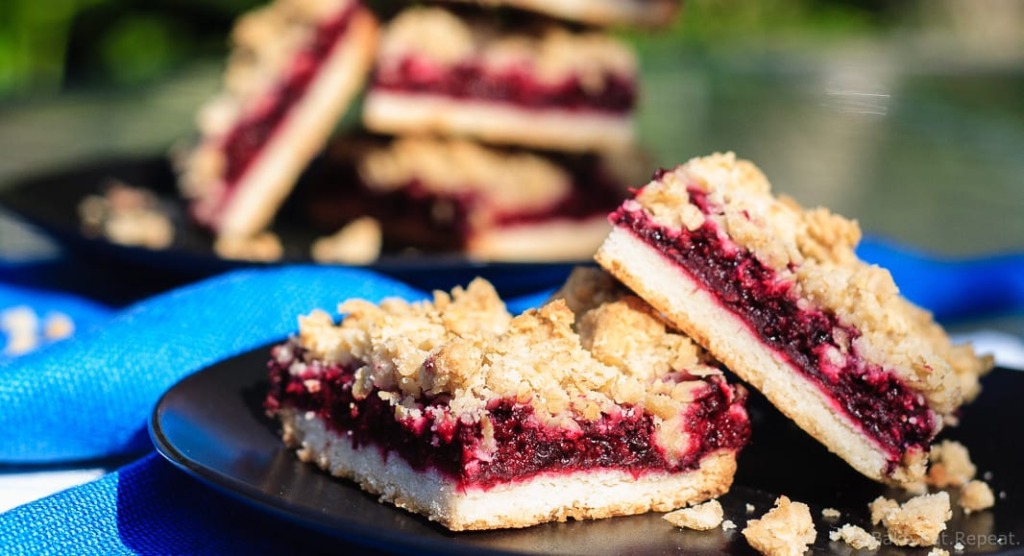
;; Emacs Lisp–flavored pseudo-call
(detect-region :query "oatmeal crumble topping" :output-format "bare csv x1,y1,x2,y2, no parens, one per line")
294,268,736,463
630,152,992,415
870,491,951,547
377,7,636,87
663,499,724,531
741,495,816,556
829,524,880,550
358,137,570,214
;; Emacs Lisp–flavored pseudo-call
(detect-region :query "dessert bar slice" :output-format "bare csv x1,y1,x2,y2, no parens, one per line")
265,268,750,530
434,0,681,28
177,0,378,237
595,152,993,485
299,135,638,261
362,7,637,153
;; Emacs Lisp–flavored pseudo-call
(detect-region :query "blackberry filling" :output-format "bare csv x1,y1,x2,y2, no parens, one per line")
372,56,636,113
265,342,749,489
216,5,358,203
609,189,936,465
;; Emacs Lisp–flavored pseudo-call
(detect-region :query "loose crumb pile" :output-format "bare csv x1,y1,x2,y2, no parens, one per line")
663,500,723,531
869,492,952,547
959,480,995,514
828,524,880,550
741,496,816,556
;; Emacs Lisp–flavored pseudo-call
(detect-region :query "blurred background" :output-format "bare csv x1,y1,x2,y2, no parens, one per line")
1,0,1022,256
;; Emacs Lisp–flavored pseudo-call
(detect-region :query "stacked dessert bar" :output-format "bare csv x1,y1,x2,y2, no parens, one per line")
175,0,681,263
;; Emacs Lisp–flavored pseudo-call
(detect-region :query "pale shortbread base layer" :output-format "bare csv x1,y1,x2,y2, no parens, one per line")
362,91,635,153
214,11,378,237
278,406,737,531
596,226,926,485
442,0,678,27
469,216,611,262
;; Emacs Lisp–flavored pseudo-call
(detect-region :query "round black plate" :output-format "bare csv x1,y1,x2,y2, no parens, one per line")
0,155,583,297
150,344,1024,555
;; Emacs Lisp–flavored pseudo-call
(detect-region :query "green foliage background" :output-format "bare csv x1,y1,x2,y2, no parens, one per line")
0,0,896,100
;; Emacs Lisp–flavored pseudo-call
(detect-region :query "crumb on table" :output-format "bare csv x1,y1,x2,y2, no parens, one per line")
870,491,951,547
663,499,724,531
78,180,174,249
959,479,995,514
310,216,382,264
741,496,816,556
214,231,283,262
829,524,880,550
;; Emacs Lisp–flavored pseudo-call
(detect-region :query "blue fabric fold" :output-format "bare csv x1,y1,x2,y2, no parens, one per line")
857,237,1024,321
0,265,427,464
0,453,393,555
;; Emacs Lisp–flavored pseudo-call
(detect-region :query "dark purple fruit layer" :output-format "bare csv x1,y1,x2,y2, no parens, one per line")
265,342,749,490
372,56,635,113
217,6,357,197
609,186,936,465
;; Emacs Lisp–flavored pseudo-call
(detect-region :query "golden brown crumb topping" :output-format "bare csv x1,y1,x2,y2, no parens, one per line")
294,267,728,463
632,152,993,415
663,499,724,531
741,496,817,556
378,7,636,87
870,492,951,547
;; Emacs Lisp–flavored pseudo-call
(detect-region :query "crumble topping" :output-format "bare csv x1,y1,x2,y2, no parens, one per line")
78,181,174,250
663,499,724,531
927,439,977,488
631,152,992,416
310,216,382,264
958,480,995,514
377,7,636,87
741,495,816,556
829,524,881,550
929,548,950,556
722,519,737,531
294,267,737,464
870,492,951,547
358,137,570,215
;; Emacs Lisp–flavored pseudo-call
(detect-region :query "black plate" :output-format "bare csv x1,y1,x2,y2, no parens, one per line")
0,156,581,297
151,344,1024,555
